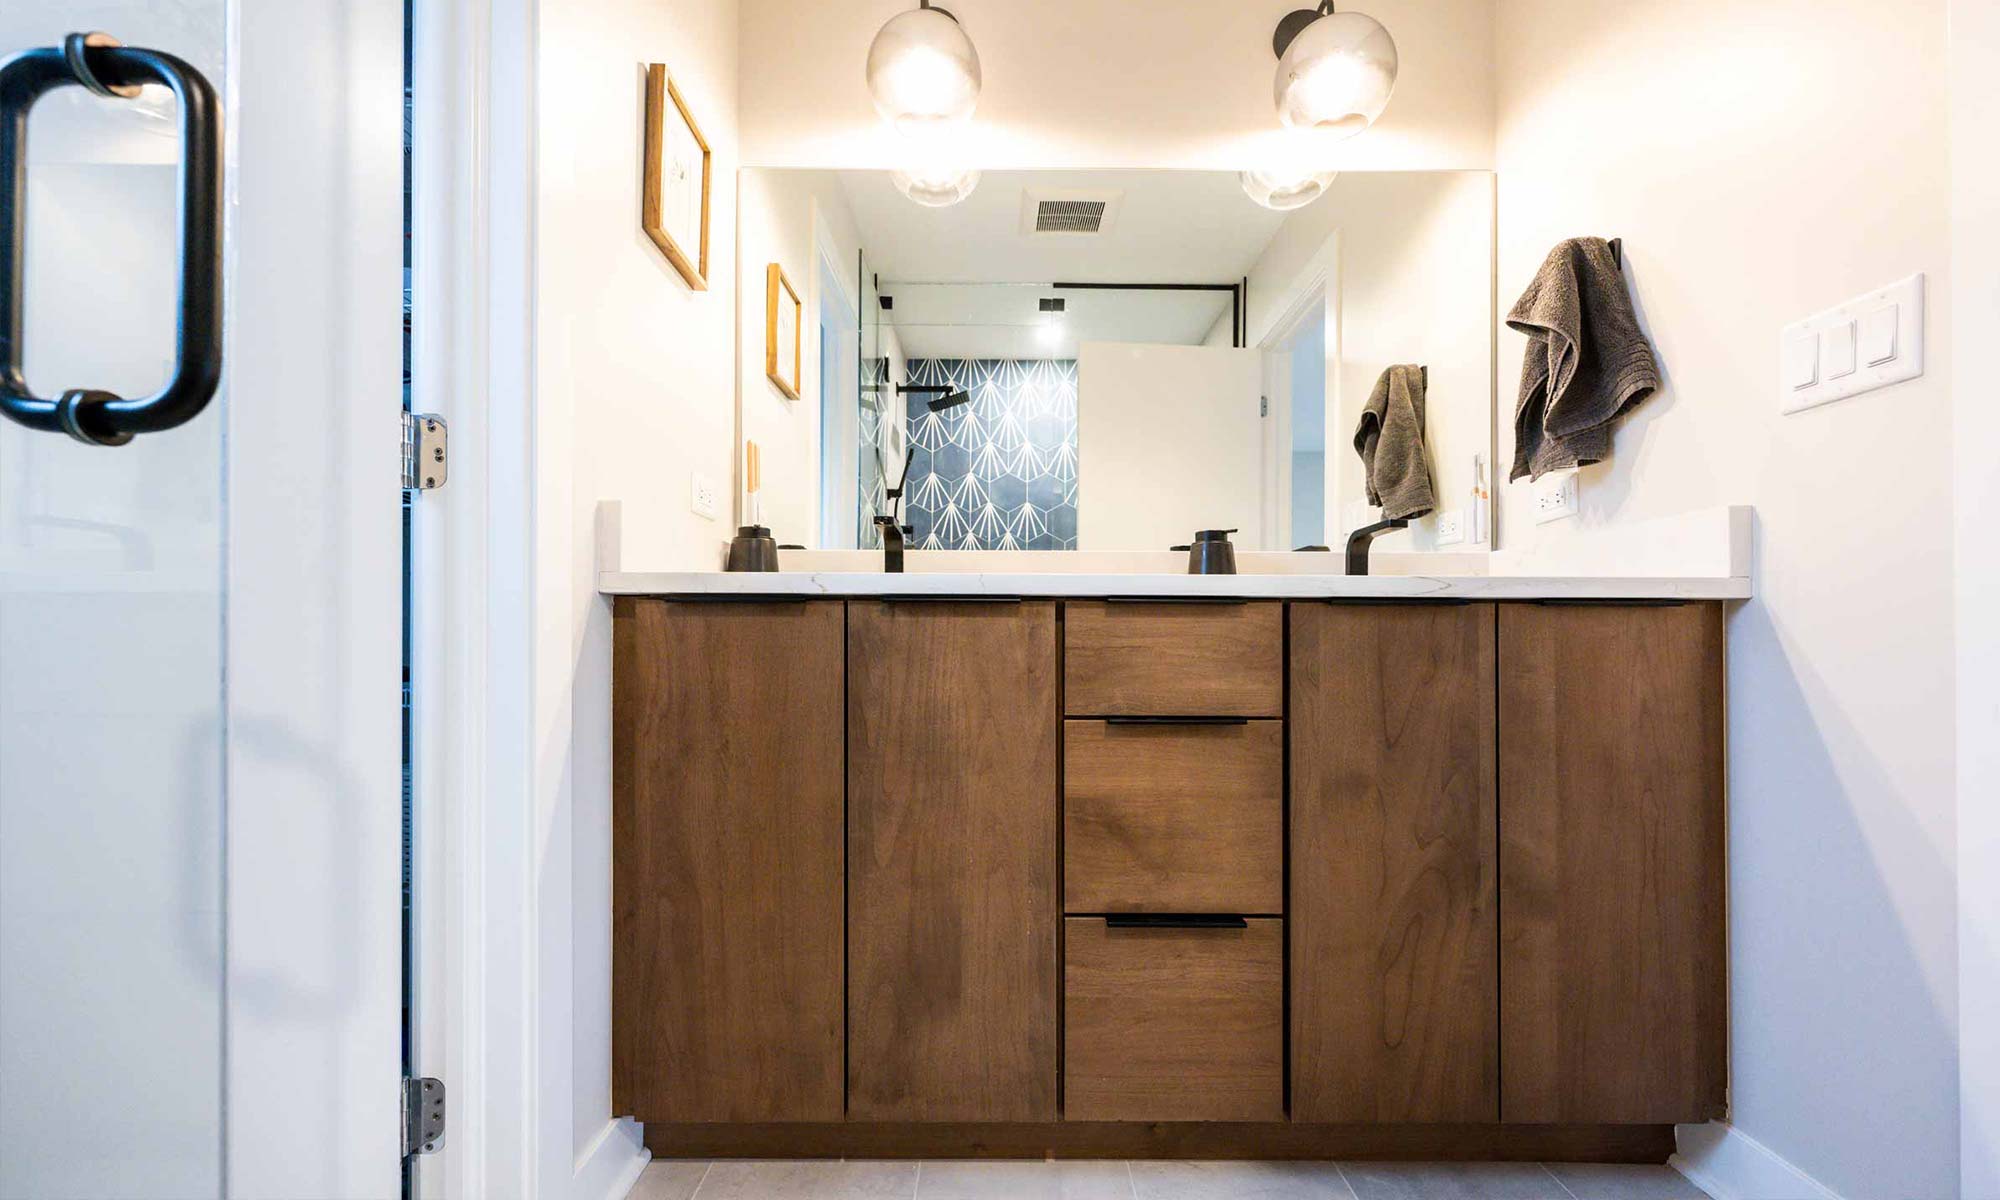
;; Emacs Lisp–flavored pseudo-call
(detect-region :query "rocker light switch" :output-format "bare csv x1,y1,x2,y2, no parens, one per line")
1824,320,1858,380
1785,331,1820,390
1859,304,1899,365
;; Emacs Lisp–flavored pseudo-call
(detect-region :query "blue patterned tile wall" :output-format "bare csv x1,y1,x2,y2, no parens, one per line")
904,359,1079,550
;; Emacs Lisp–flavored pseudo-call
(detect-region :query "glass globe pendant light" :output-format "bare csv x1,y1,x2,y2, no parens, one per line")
866,0,982,133
1271,2,1399,137
892,164,981,207
1240,165,1339,211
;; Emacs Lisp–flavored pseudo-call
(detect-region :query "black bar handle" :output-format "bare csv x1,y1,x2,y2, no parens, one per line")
1,34,223,445
1104,915,1250,930
878,595,1025,604
1100,716,1251,726
1102,596,1249,606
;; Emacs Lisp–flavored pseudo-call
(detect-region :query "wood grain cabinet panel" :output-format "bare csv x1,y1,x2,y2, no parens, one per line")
1064,719,1283,914
1290,602,1499,1123
1498,602,1728,1125
847,601,1060,1122
1064,917,1285,1122
611,599,845,1123
1065,601,1282,717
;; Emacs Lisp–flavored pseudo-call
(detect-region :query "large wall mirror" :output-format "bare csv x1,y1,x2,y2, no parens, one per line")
737,169,1494,555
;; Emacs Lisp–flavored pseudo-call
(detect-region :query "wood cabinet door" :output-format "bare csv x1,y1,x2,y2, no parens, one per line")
1291,602,1499,1123
847,601,1060,1121
1498,602,1727,1124
611,599,845,1122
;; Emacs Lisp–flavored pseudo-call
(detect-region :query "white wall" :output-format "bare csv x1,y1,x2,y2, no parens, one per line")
1493,3,1958,1197
736,169,865,546
536,0,742,1188
1950,3,2000,1194
738,0,1495,172
1239,172,1495,552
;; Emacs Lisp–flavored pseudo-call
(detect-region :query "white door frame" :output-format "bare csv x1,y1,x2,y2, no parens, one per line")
407,0,571,1195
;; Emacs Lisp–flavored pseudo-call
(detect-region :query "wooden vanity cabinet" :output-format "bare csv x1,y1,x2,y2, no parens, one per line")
1289,602,1499,1124
614,593,1727,1155
610,599,845,1123
846,600,1060,1122
1498,602,1728,1125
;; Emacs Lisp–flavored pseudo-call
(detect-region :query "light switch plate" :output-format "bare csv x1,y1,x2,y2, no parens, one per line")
1435,509,1465,546
1780,273,1924,415
1532,470,1579,524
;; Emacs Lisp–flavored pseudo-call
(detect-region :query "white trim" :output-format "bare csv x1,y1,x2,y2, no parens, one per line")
407,0,541,1194
572,1119,650,1200
1672,1122,1846,1200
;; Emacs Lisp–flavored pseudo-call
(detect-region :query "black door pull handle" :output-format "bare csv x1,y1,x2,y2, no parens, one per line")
2,33,223,445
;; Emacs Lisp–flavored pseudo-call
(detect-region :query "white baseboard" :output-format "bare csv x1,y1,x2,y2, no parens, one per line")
573,1117,650,1200
1673,1122,1845,1200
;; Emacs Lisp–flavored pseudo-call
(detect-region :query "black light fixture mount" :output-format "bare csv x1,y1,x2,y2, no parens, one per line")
1272,0,1336,57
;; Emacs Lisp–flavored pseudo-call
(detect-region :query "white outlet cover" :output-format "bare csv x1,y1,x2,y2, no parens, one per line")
1780,273,1924,415
690,472,720,521
1436,509,1465,546
1532,470,1579,524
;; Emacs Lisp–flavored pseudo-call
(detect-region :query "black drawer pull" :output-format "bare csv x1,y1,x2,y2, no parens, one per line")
1102,596,1249,605
1104,915,1249,930
1100,716,1250,726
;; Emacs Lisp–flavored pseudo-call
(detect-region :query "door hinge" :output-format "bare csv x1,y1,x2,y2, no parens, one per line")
402,1076,446,1157
1259,395,1269,417
402,412,448,491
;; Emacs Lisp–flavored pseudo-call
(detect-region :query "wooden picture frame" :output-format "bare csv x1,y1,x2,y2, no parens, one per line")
765,263,802,400
642,64,710,290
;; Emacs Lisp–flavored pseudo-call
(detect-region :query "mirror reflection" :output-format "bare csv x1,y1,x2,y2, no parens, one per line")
737,169,1494,555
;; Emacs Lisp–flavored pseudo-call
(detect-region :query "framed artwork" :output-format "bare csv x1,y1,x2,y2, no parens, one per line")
766,263,802,400
642,63,710,290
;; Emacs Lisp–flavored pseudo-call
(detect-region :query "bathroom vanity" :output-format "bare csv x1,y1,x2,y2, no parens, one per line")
608,577,1731,1162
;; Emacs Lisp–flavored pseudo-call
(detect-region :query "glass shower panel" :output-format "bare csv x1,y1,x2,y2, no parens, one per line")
0,7,228,1198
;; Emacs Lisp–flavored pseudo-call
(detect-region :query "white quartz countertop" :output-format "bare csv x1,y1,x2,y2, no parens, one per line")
597,569,1749,601
595,506,1755,602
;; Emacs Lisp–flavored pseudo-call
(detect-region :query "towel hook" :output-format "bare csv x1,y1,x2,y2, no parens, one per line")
1608,237,1623,268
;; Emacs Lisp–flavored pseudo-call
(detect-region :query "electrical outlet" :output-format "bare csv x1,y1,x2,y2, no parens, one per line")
690,472,720,521
1436,509,1465,546
1532,470,1579,524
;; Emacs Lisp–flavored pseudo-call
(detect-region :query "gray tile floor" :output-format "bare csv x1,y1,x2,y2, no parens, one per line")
629,1159,1711,1200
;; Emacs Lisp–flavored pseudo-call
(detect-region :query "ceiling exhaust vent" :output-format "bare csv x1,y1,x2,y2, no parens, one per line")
1021,189,1123,237
1035,200,1107,233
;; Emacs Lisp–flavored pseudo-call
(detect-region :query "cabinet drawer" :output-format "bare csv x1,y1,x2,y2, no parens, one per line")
1063,916,1284,1122
1064,720,1282,914
1064,601,1282,717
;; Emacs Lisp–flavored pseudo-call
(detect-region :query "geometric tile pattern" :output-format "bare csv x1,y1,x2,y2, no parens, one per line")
903,358,1079,550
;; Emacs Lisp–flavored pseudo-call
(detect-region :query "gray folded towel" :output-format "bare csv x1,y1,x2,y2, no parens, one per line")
1506,237,1660,481
1354,363,1435,521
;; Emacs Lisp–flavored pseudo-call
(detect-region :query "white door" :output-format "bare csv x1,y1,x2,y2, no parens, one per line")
0,4,405,1198
1075,342,1262,551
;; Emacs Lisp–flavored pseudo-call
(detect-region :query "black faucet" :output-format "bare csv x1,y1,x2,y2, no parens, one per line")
1345,517,1409,575
873,515,908,573
875,445,917,573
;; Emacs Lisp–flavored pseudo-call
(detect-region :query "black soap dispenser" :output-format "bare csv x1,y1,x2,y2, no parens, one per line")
1178,529,1238,576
